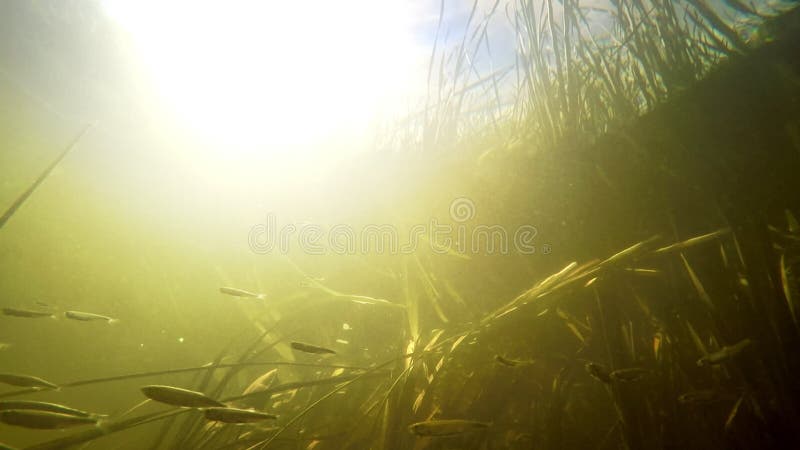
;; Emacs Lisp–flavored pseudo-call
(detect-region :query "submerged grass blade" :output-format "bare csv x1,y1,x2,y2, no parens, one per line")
780,253,798,328
0,123,93,231
680,253,715,310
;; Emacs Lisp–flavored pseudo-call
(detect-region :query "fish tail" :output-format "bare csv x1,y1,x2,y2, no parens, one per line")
108,318,120,325
257,294,266,300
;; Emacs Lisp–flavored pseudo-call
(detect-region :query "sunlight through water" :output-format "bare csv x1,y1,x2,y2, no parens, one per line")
101,0,428,160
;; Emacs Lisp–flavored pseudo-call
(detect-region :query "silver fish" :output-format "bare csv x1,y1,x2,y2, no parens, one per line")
290,342,336,355
0,373,59,389
141,385,225,408
203,407,278,423
219,287,265,300
408,419,491,437
697,338,753,367
0,401,96,418
1,307,54,319
0,409,97,429
64,310,118,323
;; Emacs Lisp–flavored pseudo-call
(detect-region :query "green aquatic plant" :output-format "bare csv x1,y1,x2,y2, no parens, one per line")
2,2,800,450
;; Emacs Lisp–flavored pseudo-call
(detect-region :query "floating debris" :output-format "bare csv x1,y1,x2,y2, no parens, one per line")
64,311,118,323
0,409,98,429
697,338,753,367
140,385,225,408
585,362,612,383
0,401,96,418
609,368,649,383
408,419,491,437
0,373,59,389
203,407,278,423
290,342,336,355
494,355,535,367
1,307,54,319
219,287,266,300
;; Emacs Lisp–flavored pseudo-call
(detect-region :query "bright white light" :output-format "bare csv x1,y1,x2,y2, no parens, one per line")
103,0,427,157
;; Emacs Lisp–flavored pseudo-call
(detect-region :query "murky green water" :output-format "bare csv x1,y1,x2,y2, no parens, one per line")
2,2,800,450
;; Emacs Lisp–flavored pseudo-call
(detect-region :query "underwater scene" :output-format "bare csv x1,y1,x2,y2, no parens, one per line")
1,1,800,449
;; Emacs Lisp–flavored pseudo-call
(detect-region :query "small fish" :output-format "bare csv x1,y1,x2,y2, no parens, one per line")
203,407,278,423
64,310,118,323
141,385,225,408
697,338,753,367
290,342,336,355
219,287,265,300
585,362,612,383
1,307,54,319
408,419,491,437
609,368,649,383
0,373,59,389
0,401,96,418
0,343,10,351
0,409,98,429
678,390,723,405
494,355,534,367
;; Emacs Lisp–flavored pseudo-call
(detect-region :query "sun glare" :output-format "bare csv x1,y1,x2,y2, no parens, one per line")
102,0,427,158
